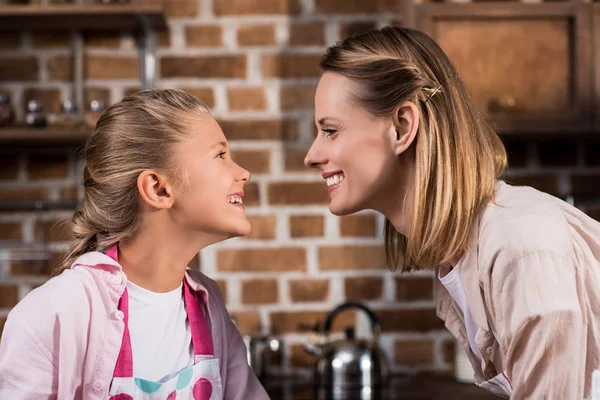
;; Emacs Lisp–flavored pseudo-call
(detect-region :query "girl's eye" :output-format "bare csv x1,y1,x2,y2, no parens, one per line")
217,151,227,159
323,129,337,138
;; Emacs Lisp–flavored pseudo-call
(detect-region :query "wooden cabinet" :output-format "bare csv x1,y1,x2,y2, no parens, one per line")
416,3,593,134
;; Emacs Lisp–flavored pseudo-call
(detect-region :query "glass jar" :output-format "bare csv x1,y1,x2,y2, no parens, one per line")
25,100,47,128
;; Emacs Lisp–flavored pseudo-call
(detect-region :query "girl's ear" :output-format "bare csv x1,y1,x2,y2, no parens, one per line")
391,101,419,156
137,170,174,209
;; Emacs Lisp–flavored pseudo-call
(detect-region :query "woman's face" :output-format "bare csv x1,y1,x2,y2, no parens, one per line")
171,115,251,241
305,72,405,216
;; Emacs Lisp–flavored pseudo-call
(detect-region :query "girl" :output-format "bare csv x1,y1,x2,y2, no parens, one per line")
304,26,600,399
0,89,270,400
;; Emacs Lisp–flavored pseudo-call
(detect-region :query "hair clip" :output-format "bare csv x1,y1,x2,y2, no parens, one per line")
425,85,442,103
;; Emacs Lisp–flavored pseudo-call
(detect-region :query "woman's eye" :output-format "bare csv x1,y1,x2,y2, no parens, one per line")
323,129,337,138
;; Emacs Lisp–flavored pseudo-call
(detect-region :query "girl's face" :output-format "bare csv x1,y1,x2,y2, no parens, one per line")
305,72,406,216
171,115,251,241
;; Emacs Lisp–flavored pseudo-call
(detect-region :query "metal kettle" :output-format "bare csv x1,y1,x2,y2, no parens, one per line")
303,301,389,395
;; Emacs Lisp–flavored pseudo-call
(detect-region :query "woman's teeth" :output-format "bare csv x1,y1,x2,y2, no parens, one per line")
326,174,344,187
227,195,243,205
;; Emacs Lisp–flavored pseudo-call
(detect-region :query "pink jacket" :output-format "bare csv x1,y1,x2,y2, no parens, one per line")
0,251,269,400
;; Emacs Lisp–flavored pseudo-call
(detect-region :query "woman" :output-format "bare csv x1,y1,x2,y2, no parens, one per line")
305,26,600,399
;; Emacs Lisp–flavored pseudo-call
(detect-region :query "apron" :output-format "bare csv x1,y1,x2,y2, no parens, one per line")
479,371,513,398
105,245,223,400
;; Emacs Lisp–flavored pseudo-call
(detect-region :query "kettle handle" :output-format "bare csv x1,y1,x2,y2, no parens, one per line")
323,301,381,336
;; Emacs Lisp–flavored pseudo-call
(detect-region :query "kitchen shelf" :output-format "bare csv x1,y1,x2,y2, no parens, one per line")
0,200,78,212
0,4,166,32
0,126,90,146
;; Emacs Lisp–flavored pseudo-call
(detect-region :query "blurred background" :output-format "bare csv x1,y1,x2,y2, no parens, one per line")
0,0,599,394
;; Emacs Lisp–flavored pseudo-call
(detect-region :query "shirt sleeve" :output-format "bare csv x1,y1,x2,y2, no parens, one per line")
0,312,58,399
493,251,586,399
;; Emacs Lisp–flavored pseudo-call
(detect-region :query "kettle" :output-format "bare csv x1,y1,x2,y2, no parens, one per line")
243,333,282,381
303,301,389,395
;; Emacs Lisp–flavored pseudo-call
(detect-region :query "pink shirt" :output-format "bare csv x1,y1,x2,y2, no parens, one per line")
0,251,269,400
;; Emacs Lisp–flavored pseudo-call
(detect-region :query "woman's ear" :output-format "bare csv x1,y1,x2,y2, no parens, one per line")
137,170,174,209
392,101,419,156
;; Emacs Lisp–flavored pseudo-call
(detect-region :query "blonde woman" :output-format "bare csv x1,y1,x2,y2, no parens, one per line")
0,89,269,400
305,26,600,399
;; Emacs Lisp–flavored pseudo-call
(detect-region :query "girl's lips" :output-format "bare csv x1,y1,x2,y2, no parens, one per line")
327,179,342,194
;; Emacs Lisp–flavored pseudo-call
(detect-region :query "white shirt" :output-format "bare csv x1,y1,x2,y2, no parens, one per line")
127,281,194,382
438,261,483,361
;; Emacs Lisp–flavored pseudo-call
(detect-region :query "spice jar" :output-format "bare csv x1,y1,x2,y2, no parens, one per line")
84,100,106,129
0,94,15,128
25,100,47,128
51,100,81,129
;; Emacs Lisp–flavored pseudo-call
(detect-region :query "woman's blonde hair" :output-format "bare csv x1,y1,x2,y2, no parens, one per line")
59,89,210,271
321,27,507,271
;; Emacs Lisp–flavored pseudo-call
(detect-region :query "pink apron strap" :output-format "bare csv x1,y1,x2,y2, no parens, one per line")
183,279,214,356
106,245,134,378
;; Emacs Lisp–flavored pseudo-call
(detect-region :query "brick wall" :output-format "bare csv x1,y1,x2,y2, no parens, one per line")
1,0,600,378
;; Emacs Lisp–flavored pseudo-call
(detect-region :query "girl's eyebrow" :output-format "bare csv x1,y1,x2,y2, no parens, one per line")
210,141,228,150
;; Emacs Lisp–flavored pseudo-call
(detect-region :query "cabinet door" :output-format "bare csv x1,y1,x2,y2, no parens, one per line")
416,4,592,134
594,4,600,132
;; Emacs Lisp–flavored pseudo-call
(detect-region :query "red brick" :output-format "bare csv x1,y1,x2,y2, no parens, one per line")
232,150,271,174
0,57,38,82
31,31,69,48
189,253,201,269
345,277,383,300
245,215,276,240
0,187,52,202
284,147,316,172
215,0,301,15
280,85,316,110
185,25,223,47
340,214,377,237
216,279,226,301
394,339,435,365
180,87,215,109
396,277,434,301
290,215,324,238
268,182,328,205
270,310,355,334
23,88,62,115
0,285,19,308
164,0,198,17
315,0,402,13
443,339,455,363
262,54,322,78
237,24,277,46
11,251,64,276
243,182,260,206
289,23,325,46
27,153,69,180
227,87,267,111
289,279,329,302
340,22,377,39
61,186,78,201
319,246,386,270
217,247,306,272
86,56,139,80
375,308,444,332
47,55,72,81
230,311,261,334
218,119,298,141
241,278,278,304
0,222,22,241
161,56,247,79
0,154,20,180
36,219,70,242
503,174,559,196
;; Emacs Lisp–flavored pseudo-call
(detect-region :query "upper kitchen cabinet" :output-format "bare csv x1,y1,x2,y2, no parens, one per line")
416,4,593,134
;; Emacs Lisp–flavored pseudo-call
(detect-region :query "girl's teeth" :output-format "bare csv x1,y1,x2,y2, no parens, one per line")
326,174,344,187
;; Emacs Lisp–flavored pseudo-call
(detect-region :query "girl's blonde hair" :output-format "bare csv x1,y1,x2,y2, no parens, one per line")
321,27,507,271
59,89,210,271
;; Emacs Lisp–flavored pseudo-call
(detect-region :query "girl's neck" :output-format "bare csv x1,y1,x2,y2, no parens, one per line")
117,219,203,293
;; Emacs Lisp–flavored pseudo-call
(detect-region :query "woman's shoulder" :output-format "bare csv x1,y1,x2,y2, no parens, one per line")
478,181,572,262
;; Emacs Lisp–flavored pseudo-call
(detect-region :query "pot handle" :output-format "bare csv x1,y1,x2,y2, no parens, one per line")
323,301,381,337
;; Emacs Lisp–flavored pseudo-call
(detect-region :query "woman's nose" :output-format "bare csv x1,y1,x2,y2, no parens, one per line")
304,139,326,169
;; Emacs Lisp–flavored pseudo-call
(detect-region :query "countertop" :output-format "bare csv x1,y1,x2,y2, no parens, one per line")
263,372,499,400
